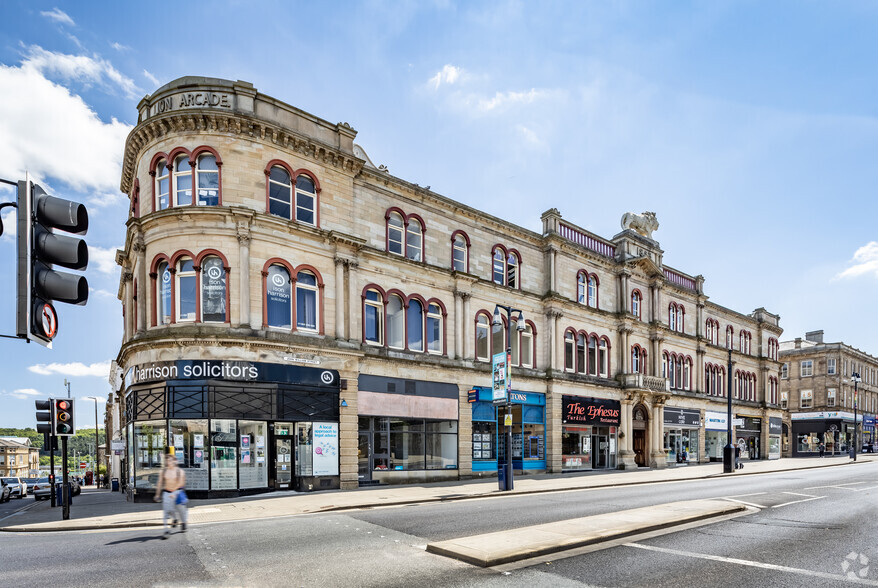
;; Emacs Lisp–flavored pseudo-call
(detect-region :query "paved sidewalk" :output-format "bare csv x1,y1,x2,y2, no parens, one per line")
1,454,873,533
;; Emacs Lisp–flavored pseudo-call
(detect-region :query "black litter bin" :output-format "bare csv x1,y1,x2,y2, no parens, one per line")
111,478,119,492
498,464,509,491
55,483,72,506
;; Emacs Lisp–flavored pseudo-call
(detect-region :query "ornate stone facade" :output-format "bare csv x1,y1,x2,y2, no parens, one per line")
115,77,784,496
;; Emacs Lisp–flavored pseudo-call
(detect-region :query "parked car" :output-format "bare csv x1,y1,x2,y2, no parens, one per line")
0,480,10,503
862,443,875,453
31,477,53,500
22,478,39,493
0,477,26,499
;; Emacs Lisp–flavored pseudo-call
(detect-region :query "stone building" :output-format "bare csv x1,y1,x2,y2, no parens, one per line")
779,330,878,456
113,76,784,499
0,438,40,477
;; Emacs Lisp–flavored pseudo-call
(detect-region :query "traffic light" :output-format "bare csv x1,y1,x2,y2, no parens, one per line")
16,176,89,346
35,399,54,435
53,398,75,436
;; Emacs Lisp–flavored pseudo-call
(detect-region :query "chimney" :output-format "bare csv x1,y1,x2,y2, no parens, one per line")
795,338,802,349
805,330,824,344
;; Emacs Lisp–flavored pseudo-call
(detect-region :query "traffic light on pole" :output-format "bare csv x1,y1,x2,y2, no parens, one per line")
16,176,89,347
35,399,54,435
53,398,75,436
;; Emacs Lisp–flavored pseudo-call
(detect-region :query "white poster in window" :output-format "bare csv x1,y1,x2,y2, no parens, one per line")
312,422,339,476
256,435,265,449
174,435,184,449
194,434,204,449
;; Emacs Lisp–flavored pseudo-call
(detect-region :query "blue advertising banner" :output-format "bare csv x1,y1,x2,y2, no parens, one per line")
491,351,508,404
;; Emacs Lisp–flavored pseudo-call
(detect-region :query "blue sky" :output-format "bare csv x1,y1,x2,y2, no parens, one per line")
1,1,877,428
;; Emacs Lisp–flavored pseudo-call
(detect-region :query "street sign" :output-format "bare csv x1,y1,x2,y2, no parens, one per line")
467,389,478,403
79,461,86,469
732,418,744,426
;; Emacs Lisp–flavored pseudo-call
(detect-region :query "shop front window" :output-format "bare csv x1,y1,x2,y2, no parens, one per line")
133,422,166,490
390,418,426,470
239,421,268,489
168,419,208,490
426,420,458,469
201,256,226,322
364,417,458,471
295,422,313,477
562,426,591,470
210,419,237,490
472,421,496,461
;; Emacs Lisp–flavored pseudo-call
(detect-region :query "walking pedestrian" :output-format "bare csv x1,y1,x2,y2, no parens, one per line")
153,450,187,539
819,442,825,458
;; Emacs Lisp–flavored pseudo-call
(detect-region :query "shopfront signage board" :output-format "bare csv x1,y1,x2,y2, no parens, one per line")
562,396,621,426
663,407,701,427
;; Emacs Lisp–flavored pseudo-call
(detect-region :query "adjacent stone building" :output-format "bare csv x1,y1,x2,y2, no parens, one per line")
113,76,784,499
0,437,40,477
779,330,878,456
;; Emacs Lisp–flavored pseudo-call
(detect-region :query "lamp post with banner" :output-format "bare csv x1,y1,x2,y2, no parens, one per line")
492,304,525,491
852,372,861,461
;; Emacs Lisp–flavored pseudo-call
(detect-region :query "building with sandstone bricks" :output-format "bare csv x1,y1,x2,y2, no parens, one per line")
113,76,784,499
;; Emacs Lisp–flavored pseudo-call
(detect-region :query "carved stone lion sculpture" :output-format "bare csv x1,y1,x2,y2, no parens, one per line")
621,211,659,239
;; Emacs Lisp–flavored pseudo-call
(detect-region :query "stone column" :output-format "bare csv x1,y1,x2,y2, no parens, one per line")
545,310,562,371
338,373,359,490
236,231,252,328
651,335,664,378
347,261,359,343
458,383,473,478
133,235,146,334
462,293,471,359
547,245,557,293
334,258,345,340
619,327,631,374
122,271,133,340
619,270,630,313
650,280,663,324
650,396,668,468
619,394,638,469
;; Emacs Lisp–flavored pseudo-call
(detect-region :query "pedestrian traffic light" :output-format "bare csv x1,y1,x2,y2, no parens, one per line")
35,399,54,435
16,176,89,347
53,398,75,436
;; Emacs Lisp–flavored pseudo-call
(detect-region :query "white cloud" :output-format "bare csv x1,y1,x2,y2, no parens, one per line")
89,245,120,274
143,69,160,87
87,191,127,209
22,45,140,98
836,242,878,280
0,50,133,194
516,124,545,149
0,205,16,242
40,8,75,26
28,361,111,377
89,288,117,299
477,88,546,112
428,64,463,90
110,42,130,52
7,388,42,400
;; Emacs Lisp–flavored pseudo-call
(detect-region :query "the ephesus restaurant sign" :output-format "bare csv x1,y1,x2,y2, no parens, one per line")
562,396,621,426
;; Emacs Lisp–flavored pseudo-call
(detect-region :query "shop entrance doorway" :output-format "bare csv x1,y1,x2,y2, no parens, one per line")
632,404,649,467
358,432,371,483
271,435,294,490
592,434,609,468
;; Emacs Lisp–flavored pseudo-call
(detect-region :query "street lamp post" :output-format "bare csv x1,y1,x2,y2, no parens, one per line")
852,372,861,462
86,396,101,486
493,304,525,492
723,347,735,473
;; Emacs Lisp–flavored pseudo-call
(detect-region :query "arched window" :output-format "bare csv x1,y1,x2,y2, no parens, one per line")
452,233,468,272
295,175,316,225
492,248,505,285
507,252,519,288
158,260,172,325
174,156,193,206
669,304,677,331
363,289,383,345
520,324,534,368
632,345,646,374
387,212,405,256
726,326,734,349
677,306,684,332
599,338,609,377
426,303,442,354
387,295,405,349
268,166,292,219
573,333,584,374
588,275,598,308
491,316,505,357
476,313,490,361
577,272,586,304
200,256,227,322
266,265,292,329
295,271,318,331
406,218,423,262
683,357,691,390
176,257,196,322
407,298,424,351
156,159,170,211
564,330,575,371
631,290,642,318
195,154,219,206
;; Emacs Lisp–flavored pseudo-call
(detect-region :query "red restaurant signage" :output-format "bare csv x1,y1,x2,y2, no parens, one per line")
562,396,621,426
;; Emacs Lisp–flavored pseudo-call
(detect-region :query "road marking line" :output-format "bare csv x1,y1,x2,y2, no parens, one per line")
771,496,825,508
781,492,818,497
625,543,878,586
722,498,766,508
724,492,767,498
805,482,867,490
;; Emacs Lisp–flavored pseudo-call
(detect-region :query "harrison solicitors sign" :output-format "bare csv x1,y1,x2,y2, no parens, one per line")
562,396,621,426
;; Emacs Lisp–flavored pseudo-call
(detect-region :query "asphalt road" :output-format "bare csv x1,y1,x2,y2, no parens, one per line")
2,462,877,587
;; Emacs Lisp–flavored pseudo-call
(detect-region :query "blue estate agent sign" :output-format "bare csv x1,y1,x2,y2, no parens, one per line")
125,360,338,389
